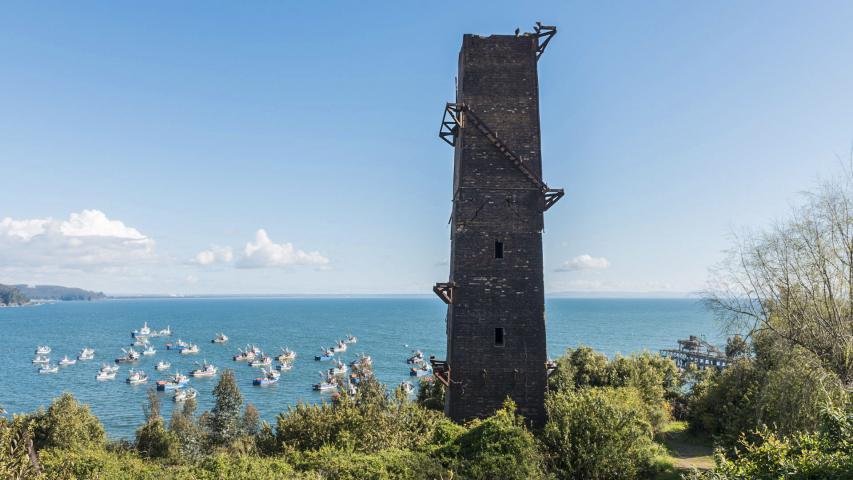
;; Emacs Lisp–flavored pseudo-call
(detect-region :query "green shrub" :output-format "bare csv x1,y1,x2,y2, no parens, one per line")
542,387,662,480
275,394,446,454
292,447,445,480
30,392,105,451
447,400,546,480
38,447,182,480
685,408,853,480
688,348,848,452
415,378,445,411
0,416,42,480
548,347,678,432
191,454,311,480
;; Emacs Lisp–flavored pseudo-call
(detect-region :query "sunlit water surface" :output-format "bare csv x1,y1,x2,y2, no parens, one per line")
0,297,721,438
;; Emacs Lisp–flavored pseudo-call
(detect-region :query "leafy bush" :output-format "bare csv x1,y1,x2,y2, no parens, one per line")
0,416,42,479
688,346,848,452
685,407,853,479
542,387,663,480
415,378,445,411
275,390,446,454
292,447,444,480
447,400,546,480
38,447,180,480
548,347,678,431
30,392,105,451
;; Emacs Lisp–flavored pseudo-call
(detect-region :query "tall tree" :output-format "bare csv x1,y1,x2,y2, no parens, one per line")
207,369,243,447
705,167,853,386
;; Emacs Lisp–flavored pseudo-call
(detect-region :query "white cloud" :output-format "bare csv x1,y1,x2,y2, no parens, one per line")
236,229,329,269
189,245,233,266
556,254,610,272
0,210,155,271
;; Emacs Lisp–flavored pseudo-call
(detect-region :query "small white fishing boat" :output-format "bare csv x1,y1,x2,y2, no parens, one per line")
400,381,415,395
190,360,217,377
32,355,50,364
142,345,156,356
233,347,256,361
130,339,148,347
115,348,140,364
96,370,116,381
180,343,199,355
58,356,76,366
165,339,189,351
100,363,119,372
155,360,171,371
253,367,280,386
314,348,335,361
211,333,228,344
157,371,189,390
276,347,296,362
332,340,347,353
35,346,51,355
313,373,338,391
39,363,59,374
249,355,272,368
131,322,151,338
276,361,293,372
173,388,197,402
77,348,95,361
329,360,348,376
350,353,372,368
158,326,172,337
126,369,148,384
344,334,357,344
410,363,433,377
407,350,424,364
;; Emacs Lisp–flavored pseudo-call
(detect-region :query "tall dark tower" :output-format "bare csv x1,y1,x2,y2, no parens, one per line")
431,24,563,427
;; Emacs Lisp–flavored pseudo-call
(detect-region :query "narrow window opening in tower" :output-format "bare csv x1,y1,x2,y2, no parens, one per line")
494,327,505,347
494,240,504,259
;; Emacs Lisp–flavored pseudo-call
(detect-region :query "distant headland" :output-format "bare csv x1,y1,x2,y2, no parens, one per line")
0,283,107,306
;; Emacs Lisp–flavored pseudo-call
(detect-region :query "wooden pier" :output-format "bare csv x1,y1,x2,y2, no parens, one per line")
660,335,729,370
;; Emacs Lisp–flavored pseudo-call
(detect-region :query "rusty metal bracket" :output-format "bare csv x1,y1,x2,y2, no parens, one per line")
432,281,456,305
533,22,557,60
430,356,451,387
544,188,564,211
439,102,464,146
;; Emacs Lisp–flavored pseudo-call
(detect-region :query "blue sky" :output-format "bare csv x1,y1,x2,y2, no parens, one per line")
1,1,853,295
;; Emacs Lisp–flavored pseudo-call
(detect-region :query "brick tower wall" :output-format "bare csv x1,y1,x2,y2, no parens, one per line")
445,33,547,427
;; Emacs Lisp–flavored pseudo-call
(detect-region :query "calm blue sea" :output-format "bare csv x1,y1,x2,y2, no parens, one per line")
0,297,721,438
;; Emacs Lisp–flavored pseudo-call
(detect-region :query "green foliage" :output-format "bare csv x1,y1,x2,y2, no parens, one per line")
447,399,546,480
0,416,43,480
542,387,663,480
169,396,204,461
685,406,853,480
688,345,848,451
206,369,244,448
135,388,179,461
548,347,678,431
241,403,260,437
724,335,750,359
192,454,312,480
292,447,444,480
275,391,446,454
38,447,174,480
415,378,445,411
30,392,105,451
